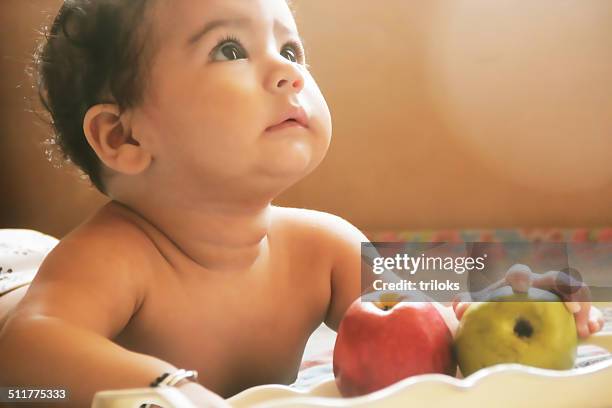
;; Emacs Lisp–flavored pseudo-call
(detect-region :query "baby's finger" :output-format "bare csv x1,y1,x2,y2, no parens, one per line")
588,318,601,334
574,302,592,338
563,295,594,338
559,283,591,334
564,301,581,314
587,306,605,335
504,264,533,293
531,270,592,337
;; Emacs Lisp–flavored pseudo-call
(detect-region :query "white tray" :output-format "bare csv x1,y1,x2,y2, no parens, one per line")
228,358,612,408
92,357,612,408
228,308,612,408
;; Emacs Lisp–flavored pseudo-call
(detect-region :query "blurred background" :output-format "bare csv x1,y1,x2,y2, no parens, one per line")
1,0,611,238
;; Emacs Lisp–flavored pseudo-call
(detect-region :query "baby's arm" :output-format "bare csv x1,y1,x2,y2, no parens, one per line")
316,214,365,332
0,227,225,407
318,214,458,333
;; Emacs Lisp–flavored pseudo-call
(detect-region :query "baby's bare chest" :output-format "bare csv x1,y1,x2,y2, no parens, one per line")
114,254,331,397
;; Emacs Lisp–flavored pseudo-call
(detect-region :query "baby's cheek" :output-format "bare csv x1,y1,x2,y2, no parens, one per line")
302,71,330,114
305,89,333,152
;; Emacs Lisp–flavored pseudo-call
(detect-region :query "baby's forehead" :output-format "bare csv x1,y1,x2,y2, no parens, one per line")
150,0,298,43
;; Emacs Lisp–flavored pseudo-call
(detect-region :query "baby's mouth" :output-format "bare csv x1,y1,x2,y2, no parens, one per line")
266,119,305,132
266,106,310,132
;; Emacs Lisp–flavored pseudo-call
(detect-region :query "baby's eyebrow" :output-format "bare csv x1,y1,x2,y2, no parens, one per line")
186,17,251,47
186,17,302,49
273,19,298,38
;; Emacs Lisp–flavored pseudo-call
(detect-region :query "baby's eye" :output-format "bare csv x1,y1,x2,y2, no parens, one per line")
280,42,304,64
211,39,247,61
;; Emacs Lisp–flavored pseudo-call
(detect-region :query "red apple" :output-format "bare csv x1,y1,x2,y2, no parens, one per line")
333,295,456,397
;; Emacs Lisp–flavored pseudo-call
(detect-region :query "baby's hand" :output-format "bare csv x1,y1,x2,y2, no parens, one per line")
452,264,605,339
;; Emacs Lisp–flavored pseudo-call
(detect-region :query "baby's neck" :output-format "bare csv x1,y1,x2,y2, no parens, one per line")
116,199,273,271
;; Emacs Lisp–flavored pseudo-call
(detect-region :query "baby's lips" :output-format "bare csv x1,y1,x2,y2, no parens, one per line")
266,105,309,130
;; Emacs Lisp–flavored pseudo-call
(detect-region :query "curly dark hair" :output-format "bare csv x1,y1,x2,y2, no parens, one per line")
32,0,158,194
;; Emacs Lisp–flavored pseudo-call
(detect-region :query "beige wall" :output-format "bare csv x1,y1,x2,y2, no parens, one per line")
1,0,611,238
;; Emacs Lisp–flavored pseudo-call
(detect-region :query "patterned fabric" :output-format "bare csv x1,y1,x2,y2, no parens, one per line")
0,230,58,296
365,227,612,243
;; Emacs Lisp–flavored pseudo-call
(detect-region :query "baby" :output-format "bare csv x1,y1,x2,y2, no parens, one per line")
0,0,604,406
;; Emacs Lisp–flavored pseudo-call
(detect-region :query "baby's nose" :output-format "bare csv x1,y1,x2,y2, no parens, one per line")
266,58,305,94
276,76,303,91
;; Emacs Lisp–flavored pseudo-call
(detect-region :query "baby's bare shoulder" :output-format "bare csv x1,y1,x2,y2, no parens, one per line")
272,207,368,330
14,202,158,337
272,206,367,245
271,206,368,273
58,201,159,271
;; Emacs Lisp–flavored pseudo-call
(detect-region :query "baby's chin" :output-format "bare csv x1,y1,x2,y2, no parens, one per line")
255,143,327,187
264,136,325,170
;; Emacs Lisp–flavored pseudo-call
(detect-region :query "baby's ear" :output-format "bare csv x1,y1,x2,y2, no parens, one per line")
83,104,151,175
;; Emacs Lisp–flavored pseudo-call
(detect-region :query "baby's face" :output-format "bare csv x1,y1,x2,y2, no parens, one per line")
130,0,332,202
